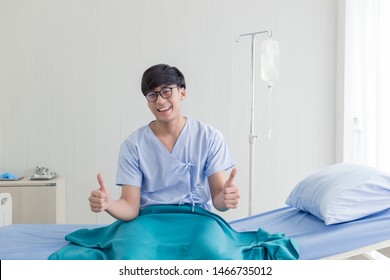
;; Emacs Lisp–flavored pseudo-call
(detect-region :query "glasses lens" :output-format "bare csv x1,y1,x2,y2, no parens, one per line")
146,92,157,102
160,88,172,98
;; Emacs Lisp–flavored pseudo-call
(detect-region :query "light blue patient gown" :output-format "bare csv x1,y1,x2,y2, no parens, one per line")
116,118,235,210
48,119,299,260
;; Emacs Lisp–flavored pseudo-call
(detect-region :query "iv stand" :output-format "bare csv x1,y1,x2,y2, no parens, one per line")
236,30,272,216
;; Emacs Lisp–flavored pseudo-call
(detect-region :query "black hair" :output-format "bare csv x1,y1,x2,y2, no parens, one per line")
141,64,186,95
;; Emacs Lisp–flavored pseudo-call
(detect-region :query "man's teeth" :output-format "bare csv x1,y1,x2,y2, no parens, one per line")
158,107,171,112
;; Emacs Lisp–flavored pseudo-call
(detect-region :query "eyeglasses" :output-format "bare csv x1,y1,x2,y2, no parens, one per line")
145,86,178,102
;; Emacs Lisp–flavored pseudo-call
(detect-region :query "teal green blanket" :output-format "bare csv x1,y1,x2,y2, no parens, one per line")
49,205,299,260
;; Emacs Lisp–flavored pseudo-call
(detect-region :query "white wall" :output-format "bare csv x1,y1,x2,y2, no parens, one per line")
0,0,337,224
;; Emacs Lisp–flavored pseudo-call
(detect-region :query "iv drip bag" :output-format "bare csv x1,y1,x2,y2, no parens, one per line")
261,38,279,83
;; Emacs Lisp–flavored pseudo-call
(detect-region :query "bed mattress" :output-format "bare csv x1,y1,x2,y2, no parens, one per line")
230,206,390,259
1,206,390,260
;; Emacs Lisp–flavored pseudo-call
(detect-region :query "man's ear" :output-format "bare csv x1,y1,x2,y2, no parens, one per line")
179,87,186,100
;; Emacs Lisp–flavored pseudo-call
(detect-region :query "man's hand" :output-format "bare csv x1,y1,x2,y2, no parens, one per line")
89,173,111,213
223,168,240,209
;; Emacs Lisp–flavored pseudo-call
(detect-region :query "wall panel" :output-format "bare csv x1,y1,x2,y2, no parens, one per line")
0,0,337,223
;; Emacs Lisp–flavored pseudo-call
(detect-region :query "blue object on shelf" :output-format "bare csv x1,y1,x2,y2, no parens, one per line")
0,172,23,181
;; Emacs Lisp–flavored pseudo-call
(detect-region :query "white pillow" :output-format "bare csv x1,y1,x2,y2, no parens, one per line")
285,163,390,225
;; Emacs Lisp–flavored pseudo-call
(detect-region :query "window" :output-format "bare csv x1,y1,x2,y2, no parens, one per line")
343,0,390,171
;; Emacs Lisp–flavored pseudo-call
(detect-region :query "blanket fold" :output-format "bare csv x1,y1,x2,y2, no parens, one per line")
49,204,299,260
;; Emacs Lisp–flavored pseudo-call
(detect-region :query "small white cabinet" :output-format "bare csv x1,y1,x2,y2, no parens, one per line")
0,177,65,224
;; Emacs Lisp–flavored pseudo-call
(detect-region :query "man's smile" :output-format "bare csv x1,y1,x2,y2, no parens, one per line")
157,106,171,112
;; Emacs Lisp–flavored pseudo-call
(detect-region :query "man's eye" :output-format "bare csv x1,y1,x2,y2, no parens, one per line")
161,89,171,95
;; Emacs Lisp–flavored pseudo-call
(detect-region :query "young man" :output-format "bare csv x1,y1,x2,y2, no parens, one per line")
89,64,239,221
50,64,298,260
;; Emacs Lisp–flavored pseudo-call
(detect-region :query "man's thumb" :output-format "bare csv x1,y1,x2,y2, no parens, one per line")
225,167,237,187
97,173,107,193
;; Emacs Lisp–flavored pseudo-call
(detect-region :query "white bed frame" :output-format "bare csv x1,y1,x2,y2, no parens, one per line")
322,240,390,260
0,192,12,227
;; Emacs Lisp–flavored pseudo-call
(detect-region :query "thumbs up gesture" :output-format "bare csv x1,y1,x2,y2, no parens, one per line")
223,168,240,209
89,173,111,213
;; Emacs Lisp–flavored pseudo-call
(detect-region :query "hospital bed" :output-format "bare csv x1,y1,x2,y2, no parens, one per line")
0,204,389,260
231,206,390,260
1,163,390,260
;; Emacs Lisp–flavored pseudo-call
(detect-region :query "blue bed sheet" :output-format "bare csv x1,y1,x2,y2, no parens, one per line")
230,206,390,259
1,205,390,260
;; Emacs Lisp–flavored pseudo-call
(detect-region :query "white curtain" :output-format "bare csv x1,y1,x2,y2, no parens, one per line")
344,0,390,171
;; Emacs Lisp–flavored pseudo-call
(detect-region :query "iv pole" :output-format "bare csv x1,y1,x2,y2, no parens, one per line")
236,30,272,216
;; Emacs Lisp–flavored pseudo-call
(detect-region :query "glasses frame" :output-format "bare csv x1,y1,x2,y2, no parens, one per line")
145,86,179,102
